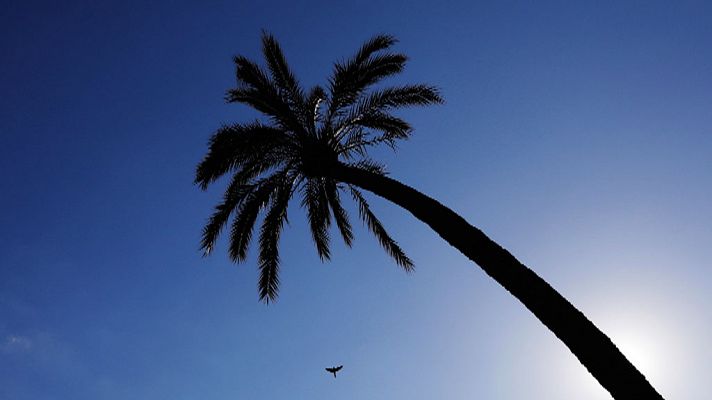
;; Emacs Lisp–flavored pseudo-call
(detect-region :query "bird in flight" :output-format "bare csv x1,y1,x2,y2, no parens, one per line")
325,365,343,378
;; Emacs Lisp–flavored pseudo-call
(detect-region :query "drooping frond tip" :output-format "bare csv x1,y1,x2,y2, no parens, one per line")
349,186,414,271
302,178,332,261
353,34,398,64
257,181,291,302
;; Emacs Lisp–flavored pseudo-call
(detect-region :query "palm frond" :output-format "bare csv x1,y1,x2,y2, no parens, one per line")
228,174,284,262
327,34,403,119
325,180,353,247
349,186,413,271
330,85,440,147
232,55,273,90
344,159,388,176
352,53,407,89
338,84,441,128
336,113,412,154
352,34,398,65
225,87,303,134
195,122,290,190
357,112,413,148
200,169,260,256
356,112,411,140
261,32,305,110
257,180,292,302
228,55,306,134
302,177,332,260
329,53,407,111
337,127,369,158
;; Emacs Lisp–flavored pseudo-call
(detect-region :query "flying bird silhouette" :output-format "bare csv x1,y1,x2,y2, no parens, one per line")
325,365,343,378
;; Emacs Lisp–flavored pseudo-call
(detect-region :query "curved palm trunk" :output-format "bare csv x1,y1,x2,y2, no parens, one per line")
329,163,663,399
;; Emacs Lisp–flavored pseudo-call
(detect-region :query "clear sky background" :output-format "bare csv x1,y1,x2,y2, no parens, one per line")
1,1,711,399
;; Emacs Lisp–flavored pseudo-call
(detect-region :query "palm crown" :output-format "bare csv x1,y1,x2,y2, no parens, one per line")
195,33,442,302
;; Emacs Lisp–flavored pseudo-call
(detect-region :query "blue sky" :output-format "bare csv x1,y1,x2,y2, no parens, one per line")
1,1,711,399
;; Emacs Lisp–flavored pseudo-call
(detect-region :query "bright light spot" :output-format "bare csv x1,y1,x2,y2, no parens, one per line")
607,325,665,382
587,304,684,399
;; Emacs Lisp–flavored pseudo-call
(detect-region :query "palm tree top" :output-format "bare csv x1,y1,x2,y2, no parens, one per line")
195,32,442,302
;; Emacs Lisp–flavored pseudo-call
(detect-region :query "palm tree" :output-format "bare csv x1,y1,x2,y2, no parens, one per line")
194,33,664,399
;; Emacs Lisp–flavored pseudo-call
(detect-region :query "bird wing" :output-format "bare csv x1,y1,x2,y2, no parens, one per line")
325,367,336,373
335,365,343,371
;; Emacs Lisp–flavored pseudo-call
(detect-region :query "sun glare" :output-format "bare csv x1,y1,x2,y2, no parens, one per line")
546,294,685,399
590,304,683,398
607,325,665,382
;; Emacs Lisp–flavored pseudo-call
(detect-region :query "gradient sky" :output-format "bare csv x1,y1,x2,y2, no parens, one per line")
2,1,711,399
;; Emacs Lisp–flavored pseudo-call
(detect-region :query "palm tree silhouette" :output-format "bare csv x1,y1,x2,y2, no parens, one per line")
195,33,664,399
